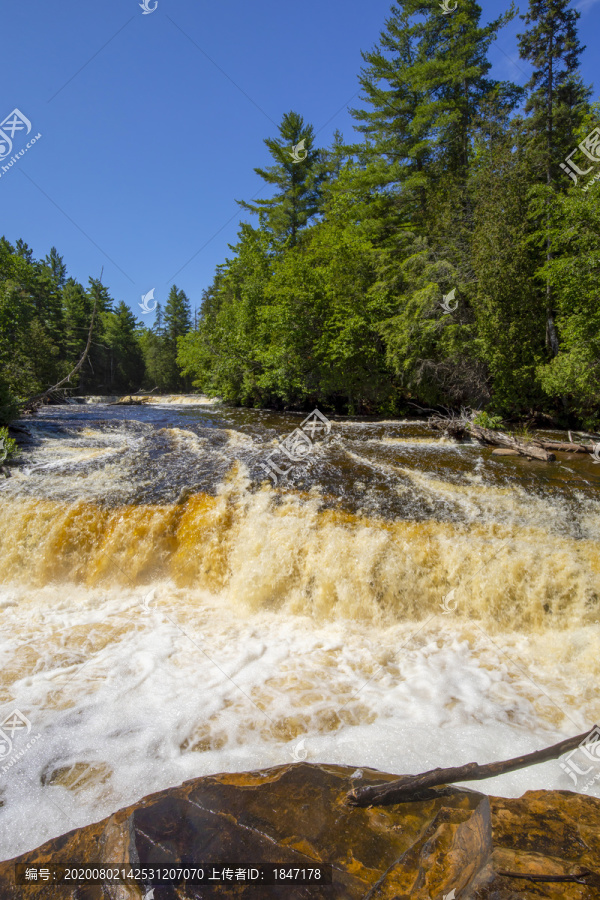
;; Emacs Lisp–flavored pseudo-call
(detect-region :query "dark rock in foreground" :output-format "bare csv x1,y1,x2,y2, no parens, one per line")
1,763,599,897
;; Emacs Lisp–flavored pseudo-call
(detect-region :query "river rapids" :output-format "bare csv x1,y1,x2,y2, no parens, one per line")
0,396,599,859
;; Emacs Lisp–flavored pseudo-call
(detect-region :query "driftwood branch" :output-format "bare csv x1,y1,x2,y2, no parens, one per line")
498,867,600,887
537,440,593,453
428,415,471,441
21,296,98,411
346,728,598,807
469,424,555,461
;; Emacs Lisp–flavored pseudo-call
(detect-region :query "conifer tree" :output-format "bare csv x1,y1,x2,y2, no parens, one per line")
518,0,591,357
164,285,192,341
105,302,145,392
237,111,324,246
43,247,67,288
350,0,519,228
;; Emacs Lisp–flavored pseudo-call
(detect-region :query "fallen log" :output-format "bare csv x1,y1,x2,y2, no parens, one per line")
569,430,600,442
107,396,150,406
346,728,598,807
537,440,593,453
470,424,555,461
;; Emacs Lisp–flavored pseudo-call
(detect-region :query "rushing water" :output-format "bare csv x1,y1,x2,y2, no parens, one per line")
1,397,599,860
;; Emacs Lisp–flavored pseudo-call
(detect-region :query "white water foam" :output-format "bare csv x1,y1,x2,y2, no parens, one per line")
0,579,597,861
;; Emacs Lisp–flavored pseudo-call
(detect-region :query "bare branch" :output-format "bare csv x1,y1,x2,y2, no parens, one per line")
346,728,598,807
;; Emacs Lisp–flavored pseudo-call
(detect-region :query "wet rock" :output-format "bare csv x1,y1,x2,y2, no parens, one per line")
0,764,599,898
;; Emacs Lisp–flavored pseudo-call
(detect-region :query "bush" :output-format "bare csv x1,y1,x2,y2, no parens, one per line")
0,426,19,463
472,411,503,430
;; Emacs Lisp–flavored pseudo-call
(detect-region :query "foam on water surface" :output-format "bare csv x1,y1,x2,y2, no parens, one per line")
0,401,599,860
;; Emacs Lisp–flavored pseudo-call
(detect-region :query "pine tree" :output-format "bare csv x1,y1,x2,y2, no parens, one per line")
141,291,192,392
164,285,192,341
350,0,520,228
43,247,67,288
80,278,113,392
347,0,521,408
237,111,324,246
518,0,591,357
105,302,145,392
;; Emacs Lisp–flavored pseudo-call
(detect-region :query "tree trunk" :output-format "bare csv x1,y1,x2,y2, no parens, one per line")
470,424,555,461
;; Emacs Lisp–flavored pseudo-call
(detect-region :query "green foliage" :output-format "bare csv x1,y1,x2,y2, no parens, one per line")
536,177,600,425
0,425,19,462
236,111,326,247
2,0,598,424
0,376,19,426
0,238,193,418
472,411,503,429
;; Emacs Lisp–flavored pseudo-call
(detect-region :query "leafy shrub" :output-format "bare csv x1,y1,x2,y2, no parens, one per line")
472,411,503,430
0,426,19,463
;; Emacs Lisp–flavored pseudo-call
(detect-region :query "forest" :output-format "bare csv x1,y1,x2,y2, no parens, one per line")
1,0,599,428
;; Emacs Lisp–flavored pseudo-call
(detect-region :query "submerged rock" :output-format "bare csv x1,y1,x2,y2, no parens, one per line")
1,763,599,897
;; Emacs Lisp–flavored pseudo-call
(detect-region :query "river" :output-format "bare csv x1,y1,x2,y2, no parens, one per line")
1,397,599,860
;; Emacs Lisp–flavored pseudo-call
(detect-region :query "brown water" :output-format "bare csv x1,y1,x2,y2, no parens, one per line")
0,397,599,860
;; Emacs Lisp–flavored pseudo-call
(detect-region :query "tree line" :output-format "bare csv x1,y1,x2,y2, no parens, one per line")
2,0,599,429
178,0,600,428
0,236,193,424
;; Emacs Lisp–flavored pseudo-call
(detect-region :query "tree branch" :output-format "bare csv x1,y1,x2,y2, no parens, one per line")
346,728,598,807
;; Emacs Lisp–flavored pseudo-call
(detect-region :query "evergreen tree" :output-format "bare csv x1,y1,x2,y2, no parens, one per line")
104,302,145,392
237,111,325,246
350,0,520,228
164,285,192,341
141,298,185,391
518,0,591,356
43,247,67,288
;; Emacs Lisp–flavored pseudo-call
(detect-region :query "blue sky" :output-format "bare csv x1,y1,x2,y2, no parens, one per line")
2,0,599,324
